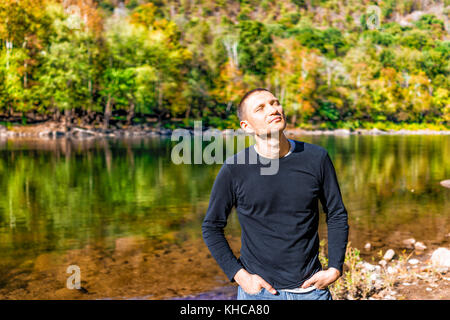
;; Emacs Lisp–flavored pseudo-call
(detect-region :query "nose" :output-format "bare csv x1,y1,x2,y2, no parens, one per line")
266,103,280,115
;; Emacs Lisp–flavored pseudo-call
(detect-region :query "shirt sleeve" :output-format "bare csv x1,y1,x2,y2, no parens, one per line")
201,164,244,282
318,151,349,275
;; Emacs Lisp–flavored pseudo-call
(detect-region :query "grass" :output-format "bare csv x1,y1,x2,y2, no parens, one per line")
319,241,448,300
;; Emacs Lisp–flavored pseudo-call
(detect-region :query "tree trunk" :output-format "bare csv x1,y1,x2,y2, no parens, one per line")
64,108,71,130
185,104,191,119
291,113,297,126
103,93,112,129
126,101,135,126
53,107,60,122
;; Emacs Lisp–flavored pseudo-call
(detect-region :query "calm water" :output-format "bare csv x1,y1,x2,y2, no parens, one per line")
0,135,449,298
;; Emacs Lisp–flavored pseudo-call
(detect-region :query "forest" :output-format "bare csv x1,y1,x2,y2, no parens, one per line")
0,0,449,130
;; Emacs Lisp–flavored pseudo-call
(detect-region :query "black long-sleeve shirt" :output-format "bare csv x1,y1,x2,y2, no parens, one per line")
201,139,349,290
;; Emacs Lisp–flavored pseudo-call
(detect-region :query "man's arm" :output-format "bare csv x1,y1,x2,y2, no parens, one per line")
302,151,349,290
201,164,244,282
319,151,349,275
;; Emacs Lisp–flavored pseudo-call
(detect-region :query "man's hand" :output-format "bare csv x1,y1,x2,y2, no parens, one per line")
234,268,277,295
301,268,341,290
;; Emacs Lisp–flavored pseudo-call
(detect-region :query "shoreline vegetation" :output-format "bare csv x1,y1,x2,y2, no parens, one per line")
1,1,449,141
0,120,449,139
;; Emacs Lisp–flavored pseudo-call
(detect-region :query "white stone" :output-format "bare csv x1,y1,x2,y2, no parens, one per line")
402,238,416,248
408,258,420,265
334,129,351,135
387,266,397,274
364,242,371,251
430,247,450,268
414,242,427,251
383,249,395,261
369,273,380,282
362,262,376,272
426,287,432,292
378,260,387,267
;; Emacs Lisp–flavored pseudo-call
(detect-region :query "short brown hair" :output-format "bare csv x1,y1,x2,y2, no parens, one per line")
237,88,273,121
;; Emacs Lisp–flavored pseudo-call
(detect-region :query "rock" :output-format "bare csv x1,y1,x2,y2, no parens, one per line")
402,238,416,249
369,128,386,135
334,129,351,135
440,180,450,189
364,242,371,251
383,249,395,261
426,287,432,292
362,262,376,272
387,266,397,274
430,247,450,268
408,258,419,265
414,242,427,251
71,127,96,138
369,273,381,282
379,260,387,267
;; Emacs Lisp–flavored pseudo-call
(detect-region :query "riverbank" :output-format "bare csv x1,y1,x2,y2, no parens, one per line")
0,121,449,139
0,230,448,300
168,244,450,301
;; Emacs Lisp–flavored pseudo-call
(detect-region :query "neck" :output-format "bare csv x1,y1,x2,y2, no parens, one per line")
254,131,290,159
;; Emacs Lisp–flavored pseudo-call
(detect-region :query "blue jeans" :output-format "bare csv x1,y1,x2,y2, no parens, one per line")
237,286,333,300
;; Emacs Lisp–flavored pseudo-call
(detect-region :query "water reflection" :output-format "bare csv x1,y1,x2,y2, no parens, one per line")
0,135,448,299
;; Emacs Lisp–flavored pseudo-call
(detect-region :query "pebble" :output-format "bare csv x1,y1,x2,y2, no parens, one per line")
402,238,416,249
383,249,395,261
426,287,432,292
387,266,397,274
414,242,427,251
369,273,379,281
408,258,420,265
362,262,376,272
364,242,371,251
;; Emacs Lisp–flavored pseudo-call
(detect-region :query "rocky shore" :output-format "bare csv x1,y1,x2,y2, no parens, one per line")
0,122,449,139
169,244,450,300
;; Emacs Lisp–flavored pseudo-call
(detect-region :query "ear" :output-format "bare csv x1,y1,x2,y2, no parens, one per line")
240,120,254,134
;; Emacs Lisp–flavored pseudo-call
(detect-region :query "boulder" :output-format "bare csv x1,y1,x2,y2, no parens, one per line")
430,247,450,268
440,180,450,189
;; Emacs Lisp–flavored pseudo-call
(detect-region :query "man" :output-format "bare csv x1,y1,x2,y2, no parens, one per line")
202,88,349,300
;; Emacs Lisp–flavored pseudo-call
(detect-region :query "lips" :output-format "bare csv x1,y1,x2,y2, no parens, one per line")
269,116,282,123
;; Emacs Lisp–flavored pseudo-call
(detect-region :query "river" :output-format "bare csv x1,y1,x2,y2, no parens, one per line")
0,134,448,299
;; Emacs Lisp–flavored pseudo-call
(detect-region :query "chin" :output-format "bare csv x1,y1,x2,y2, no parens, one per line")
259,123,286,136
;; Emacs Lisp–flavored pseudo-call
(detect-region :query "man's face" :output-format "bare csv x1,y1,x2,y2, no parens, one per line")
240,91,287,136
